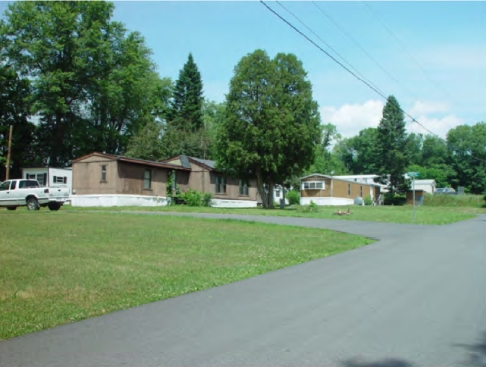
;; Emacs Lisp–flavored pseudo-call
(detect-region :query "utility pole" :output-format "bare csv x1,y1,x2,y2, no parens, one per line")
5,125,13,180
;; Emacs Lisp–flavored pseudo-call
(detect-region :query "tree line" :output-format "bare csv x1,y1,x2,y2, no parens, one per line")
1,1,484,207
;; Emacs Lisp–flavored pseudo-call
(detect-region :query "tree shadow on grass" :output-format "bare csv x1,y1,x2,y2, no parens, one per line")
340,357,414,367
454,331,486,367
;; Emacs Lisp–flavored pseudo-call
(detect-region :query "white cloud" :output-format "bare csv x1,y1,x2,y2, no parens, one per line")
321,99,465,139
408,114,464,138
409,100,449,116
320,100,384,138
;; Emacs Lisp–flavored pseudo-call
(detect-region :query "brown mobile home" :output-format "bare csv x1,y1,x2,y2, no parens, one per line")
71,152,190,206
300,173,381,206
161,155,259,207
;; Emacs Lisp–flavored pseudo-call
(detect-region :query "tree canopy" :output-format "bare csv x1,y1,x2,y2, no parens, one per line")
216,50,321,208
375,95,409,195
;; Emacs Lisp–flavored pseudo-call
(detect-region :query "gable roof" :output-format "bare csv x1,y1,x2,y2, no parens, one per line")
189,157,216,170
72,152,191,171
160,155,217,171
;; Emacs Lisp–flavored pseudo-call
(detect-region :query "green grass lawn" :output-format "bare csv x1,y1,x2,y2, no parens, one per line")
66,203,483,225
0,211,372,341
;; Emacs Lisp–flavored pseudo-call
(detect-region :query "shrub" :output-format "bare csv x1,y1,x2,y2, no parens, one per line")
364,195,373,206
384,193,407,206
295,201,319,213
424,193,484,208
181,189,202,207
286,190,300,206
202,192,212,207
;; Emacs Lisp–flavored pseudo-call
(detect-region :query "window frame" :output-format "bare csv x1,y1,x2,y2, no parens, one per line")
239,179,249,196
302,181,325,190
215,176,227,194
144,169,152,190
0,181,11,191
101,165,107,182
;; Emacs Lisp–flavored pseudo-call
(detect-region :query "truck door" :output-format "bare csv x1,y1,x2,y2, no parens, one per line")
0,181,17,206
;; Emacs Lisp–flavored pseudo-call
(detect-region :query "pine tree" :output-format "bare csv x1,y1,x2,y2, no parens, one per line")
376,95,409,196
168,53,204,132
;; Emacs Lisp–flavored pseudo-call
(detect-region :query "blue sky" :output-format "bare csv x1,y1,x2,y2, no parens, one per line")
111,1,486,138
1,1,485,138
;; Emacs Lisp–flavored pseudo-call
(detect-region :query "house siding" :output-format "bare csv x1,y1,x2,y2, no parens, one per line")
301,175,378,202
73,158,117,195
116,162,169,196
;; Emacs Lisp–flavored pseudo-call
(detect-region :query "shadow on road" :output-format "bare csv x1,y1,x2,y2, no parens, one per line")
454,331,486,367
340,357,414,367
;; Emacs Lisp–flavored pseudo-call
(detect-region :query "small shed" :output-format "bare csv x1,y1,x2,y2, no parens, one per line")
406,189,425,206
411,179,436,194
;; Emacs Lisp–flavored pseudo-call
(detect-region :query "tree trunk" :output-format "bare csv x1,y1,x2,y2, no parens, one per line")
256,167,274,209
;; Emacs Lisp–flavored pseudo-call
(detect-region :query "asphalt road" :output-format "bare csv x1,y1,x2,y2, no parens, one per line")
0,213,485,367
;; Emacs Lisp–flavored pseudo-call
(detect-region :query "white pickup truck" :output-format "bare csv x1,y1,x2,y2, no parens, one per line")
0,179,70,211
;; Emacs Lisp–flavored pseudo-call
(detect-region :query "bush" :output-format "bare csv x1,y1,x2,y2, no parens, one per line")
202,192,212,207
181,189,202,207
297,200,319,213
364,195,373,206
384,193,407,206
424,193,484,208
286,190,300,205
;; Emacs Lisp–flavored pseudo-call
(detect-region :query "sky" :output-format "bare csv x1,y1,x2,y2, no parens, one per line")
1,1,485,139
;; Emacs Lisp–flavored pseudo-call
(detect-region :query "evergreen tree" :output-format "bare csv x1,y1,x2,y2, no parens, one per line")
375,95,409,196
216,50,321,208
168,53,204,132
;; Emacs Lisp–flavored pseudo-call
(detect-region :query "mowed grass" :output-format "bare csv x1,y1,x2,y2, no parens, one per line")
67,202,483,225
0,211,372,341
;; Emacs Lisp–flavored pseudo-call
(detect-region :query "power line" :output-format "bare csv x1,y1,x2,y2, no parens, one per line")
260,0,388,101
260,0,486,163
312,1,420,103
276,1,387,97
362,1,457,104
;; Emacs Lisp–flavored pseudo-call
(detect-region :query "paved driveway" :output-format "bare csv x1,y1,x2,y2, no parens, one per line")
0,213,484,367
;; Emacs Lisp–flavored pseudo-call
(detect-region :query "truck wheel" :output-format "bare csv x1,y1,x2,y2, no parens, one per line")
26,197,40,211
7,207,17,211
48,202,61,211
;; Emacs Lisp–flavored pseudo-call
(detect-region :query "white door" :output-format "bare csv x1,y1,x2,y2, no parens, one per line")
0,181,17,206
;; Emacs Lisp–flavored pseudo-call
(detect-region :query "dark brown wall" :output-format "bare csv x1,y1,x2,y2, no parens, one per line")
116,162,171,196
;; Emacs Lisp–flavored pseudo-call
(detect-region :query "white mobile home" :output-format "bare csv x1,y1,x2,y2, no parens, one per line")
22,167,72,191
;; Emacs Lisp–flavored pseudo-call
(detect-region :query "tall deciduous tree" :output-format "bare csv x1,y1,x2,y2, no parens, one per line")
1,1,161,166
0,62,38,180
216,50,321,208
447,122,486,194
375,95,409,195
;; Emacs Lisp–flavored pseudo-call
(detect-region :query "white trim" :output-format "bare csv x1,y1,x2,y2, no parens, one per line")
71,194,169,207
300,197,354,206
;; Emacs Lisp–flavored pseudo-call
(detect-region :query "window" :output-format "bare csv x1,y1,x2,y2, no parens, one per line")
360,186,363,197
302,181,325,190
348,183,351,196
27,174,35,180
101,165,107,182
0,181,10,191
144,169,152,190
215,176,226,193
239,180,249,196
10,181,16,190
53,176,67,184
36,173,45,186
